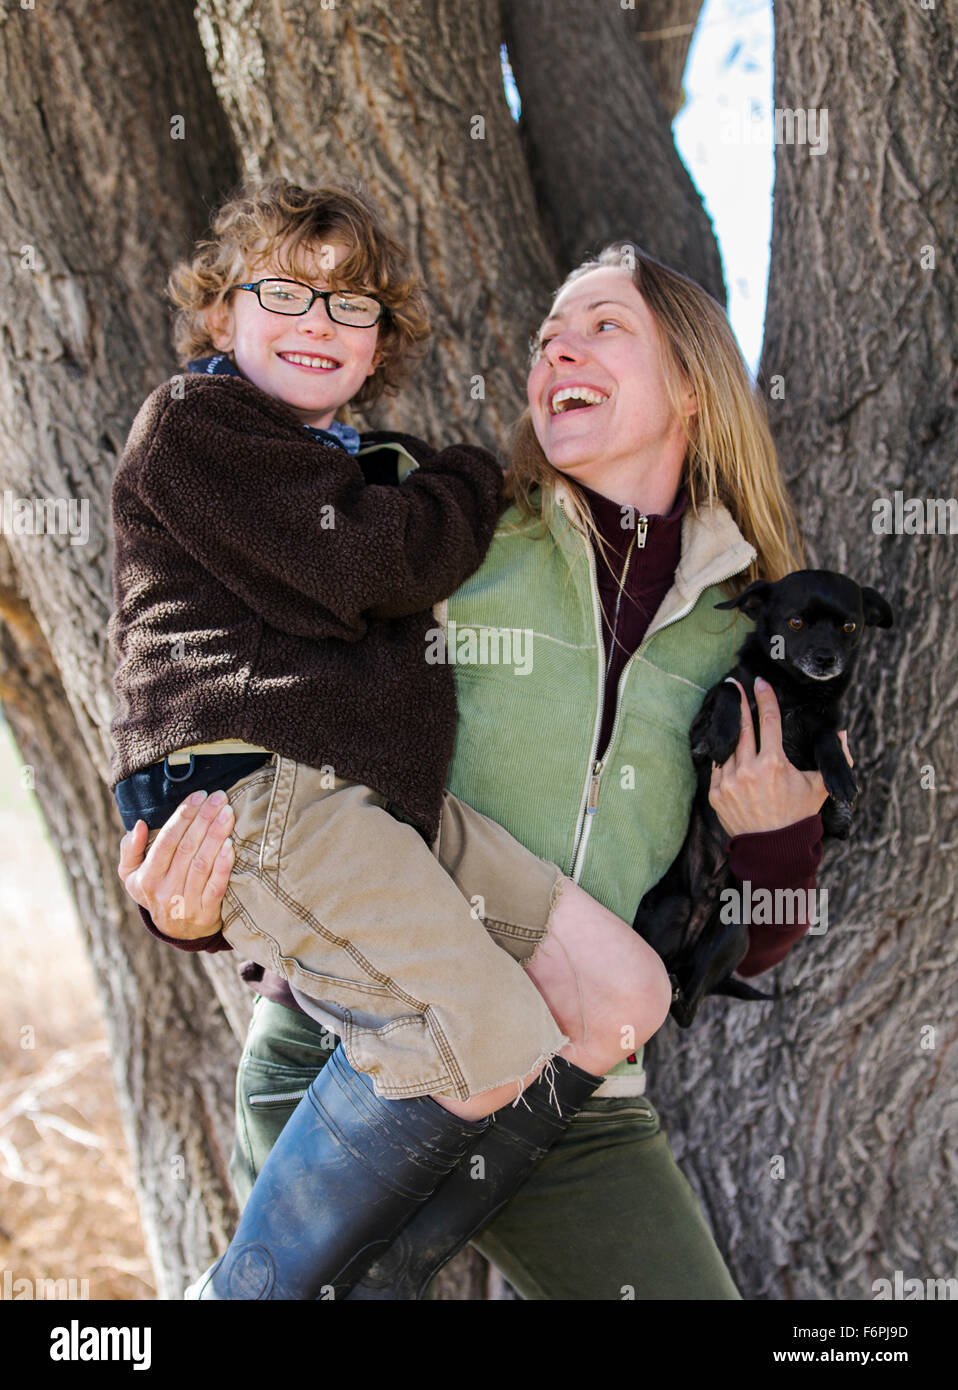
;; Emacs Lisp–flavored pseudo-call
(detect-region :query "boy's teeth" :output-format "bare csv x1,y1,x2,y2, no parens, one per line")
283,353,337,368
551,386,608,414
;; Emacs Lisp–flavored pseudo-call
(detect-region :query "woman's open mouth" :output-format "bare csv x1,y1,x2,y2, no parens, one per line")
548,385,609,416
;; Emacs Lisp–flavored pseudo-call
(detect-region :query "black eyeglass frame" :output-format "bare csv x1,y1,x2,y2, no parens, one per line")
235,278,386,326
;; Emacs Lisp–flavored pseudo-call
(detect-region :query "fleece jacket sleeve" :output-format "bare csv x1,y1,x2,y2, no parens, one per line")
128,382,503,642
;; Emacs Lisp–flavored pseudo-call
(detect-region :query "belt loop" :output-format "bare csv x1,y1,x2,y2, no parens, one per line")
163,754,195,783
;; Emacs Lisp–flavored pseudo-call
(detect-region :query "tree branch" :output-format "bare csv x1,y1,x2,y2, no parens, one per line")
500,0,724,300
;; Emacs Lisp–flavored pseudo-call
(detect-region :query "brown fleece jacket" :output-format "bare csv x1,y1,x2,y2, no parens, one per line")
108,373,503,841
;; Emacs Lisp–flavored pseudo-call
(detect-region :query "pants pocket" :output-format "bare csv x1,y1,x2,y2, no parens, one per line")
571,1096,660,1135
246,1084,310,1109
231,1057,331,1209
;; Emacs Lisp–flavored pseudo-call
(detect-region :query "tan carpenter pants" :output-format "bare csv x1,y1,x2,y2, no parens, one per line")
221,756,569,1102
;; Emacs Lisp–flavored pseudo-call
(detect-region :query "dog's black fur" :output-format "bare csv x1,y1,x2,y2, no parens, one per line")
633,569,894,1028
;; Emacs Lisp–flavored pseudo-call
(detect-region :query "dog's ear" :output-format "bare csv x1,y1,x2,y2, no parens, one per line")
714,580,772,621
861,586,894,628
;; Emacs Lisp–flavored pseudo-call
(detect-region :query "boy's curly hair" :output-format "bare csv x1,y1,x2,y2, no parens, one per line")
168,177,430,406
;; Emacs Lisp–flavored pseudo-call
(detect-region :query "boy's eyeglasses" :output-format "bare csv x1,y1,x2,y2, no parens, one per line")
236,279,385,327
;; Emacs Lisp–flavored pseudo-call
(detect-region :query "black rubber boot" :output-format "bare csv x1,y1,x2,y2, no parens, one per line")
201,1045,490,1300
345,1055,603,1300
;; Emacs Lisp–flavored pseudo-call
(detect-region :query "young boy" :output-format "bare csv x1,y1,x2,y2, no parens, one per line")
108,179,614,1298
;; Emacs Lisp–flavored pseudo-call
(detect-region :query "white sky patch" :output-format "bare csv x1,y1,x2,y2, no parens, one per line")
505,4,775,374
673,0,774,375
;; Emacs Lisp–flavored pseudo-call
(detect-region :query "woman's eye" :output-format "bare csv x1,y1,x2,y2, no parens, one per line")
596,318,621,332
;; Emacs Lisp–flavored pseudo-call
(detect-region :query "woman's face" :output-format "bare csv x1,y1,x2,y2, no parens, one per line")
526,266,692,500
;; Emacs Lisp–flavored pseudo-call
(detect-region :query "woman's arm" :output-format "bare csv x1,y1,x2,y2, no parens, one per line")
708,677,852,976
727,817,822,975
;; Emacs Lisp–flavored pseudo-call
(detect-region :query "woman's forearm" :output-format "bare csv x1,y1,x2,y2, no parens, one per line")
726,813,824,975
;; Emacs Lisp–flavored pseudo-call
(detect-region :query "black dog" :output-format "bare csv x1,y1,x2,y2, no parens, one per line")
633,569,894,1028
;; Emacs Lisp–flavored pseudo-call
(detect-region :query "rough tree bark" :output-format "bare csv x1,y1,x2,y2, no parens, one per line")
0,0,248,1296
644,0,958,1299
501,0,725,301
633,0,705,119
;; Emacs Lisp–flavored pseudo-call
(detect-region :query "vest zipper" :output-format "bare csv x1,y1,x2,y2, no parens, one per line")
567,529,609,877
569,515,645,870
568,535,752,883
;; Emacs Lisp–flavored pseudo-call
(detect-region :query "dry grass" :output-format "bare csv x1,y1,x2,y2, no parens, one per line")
0,717,155,1300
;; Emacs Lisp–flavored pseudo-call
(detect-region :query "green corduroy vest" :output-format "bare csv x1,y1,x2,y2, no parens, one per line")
444,484,756,1084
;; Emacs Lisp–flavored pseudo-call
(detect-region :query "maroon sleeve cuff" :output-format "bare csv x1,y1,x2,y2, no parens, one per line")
137,903,232,954
726,813,823,889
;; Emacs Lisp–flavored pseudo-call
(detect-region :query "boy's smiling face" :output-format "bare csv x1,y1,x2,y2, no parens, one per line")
205,239,381,430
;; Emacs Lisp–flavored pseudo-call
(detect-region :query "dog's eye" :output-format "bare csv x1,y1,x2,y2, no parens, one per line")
843,621,857,633
788,617,804,630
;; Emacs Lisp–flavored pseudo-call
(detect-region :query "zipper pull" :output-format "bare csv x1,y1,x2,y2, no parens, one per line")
586,760,602,815
636,516,648,549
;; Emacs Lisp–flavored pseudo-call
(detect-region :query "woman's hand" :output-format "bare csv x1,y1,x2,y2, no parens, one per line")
117,790,235,938
708,677,854,838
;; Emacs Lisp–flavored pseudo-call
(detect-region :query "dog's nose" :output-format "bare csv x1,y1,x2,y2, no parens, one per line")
810,649,841,674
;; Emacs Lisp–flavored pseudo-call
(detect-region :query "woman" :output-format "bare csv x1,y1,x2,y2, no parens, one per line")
120,243,840,1299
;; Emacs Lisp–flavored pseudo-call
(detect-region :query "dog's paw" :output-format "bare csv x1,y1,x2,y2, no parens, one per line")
822,760,858,805
692,708,740,766
821,797,853,839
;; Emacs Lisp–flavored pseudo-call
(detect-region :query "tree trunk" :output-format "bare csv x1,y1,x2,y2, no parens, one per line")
644,0,958,1300
0,0,247,1297
501,0,725,300
633,0,705,119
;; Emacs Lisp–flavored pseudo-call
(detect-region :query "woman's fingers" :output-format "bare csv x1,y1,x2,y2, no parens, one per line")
163,791,230,890
117,819,149,887
200,838,235,917
115,789,234,934
181,800,235,909
838,729,854,767
752,676,784,761
131,790,210,894
723,678,756,767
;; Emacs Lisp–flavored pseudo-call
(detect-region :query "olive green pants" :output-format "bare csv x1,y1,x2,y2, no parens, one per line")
229,997,741,1301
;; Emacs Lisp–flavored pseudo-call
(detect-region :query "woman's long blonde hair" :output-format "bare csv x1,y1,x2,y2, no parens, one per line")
505,243,802,586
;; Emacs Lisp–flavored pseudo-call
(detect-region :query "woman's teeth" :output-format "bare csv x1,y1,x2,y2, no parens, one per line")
550,386,608,414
